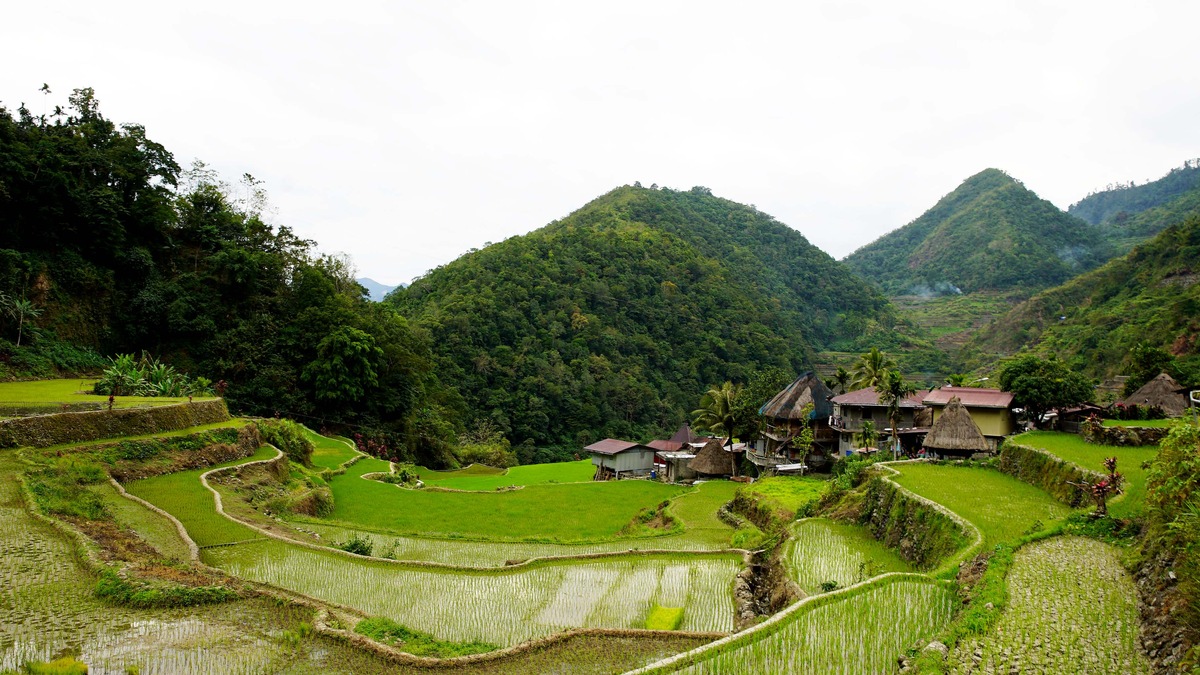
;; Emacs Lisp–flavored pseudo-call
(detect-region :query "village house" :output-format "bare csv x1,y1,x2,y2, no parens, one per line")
1119,372,1194,417
923,396,991,457
749,372,836,471
650,423,704,482
922,386,1016,452
585,439,656,480
829,387,931,456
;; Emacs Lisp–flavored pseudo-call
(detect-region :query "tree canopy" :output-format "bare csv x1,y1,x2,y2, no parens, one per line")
998,355,1093,427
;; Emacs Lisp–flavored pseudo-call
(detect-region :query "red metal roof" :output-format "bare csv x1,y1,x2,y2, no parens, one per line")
647,439,682,452
831,387,928,407
584,438,651,455
923,387,1013,408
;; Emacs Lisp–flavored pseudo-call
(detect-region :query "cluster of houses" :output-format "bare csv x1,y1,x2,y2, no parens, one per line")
585,370,1198,482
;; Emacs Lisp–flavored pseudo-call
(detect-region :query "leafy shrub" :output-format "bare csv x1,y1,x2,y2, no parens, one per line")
92,352,214,397
378,462,419,485
355,616,498,657
24,657,89,674
94,568,238,607
335,533,374,557
255,419,314,466
28,458,110,520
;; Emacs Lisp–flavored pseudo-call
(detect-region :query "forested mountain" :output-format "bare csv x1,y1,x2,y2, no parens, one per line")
1068,161,1200,255
388,185,910,453
964,212,1200,386
0,90,456,463
843,169,1108,295
1069,160,1200,226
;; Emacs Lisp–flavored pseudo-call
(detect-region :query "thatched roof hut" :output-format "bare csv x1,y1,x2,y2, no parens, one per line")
669,423,703,447
759,372,833,422
1120,373,1190,417
688,438,735,476
923,396,990,455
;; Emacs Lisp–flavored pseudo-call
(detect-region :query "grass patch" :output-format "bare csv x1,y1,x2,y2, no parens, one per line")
418,459,594,490
1013,431,1157,516
307,429,359,470
740,476,826,514
126,445,275,547
0,378,214,409
888,463,1070,549
325,458,688,542
668,480,743,548
356,616,498,657
645,604,684,630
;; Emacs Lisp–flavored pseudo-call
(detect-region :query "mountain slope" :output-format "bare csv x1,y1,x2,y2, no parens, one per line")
1069,160,1200,226
965,213,1200,383
844,169,1108,295
357,277,398,302
389,185,908,451
1071,163,1200,255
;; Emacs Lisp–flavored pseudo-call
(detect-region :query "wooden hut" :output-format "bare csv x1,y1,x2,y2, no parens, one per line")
688,438,737,478
923,396,991,457
585,439,656,480
1119,373,1191,417
752,372,836,469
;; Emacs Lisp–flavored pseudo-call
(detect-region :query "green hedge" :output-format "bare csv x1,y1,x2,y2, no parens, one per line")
0,399,229,448
996,440,1102,507
858,477,968,571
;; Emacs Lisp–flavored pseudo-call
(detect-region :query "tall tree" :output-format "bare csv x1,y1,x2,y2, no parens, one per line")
851,347,895,390
692,381,744,477
998,355,1094,428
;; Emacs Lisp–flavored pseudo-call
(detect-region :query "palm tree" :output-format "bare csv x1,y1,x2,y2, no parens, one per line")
833,366,851,394
851,347,895,390
855,420,879,451
692,381,743,477
876,370,917,459
3,296,42,347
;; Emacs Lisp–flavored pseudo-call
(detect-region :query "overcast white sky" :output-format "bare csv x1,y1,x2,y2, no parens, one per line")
4,1,1199,286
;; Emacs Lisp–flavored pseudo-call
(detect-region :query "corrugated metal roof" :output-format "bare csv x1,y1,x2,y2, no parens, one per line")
923,387,1013,408
647,439,682,452
585,438,650,455
831,387,927,407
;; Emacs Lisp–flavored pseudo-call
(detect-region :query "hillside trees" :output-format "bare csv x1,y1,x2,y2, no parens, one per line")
389,185,910,454
998,355,1093,427
0,87,456,465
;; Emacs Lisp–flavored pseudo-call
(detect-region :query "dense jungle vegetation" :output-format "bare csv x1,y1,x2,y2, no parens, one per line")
0,89,456,464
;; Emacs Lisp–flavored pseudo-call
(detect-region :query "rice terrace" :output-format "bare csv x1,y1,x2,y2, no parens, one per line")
0,370,1194,674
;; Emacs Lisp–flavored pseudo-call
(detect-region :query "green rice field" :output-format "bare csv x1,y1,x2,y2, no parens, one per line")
785,519,915,594
739,476,826,514
888,463,1070,548
325,457,688,542
207,541,739,646
417,459,595,490
307,429,359,470
1013,431,1158,516
0,378,214,410
126,445,276,547
658,577,956,674
946,536,1149,674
